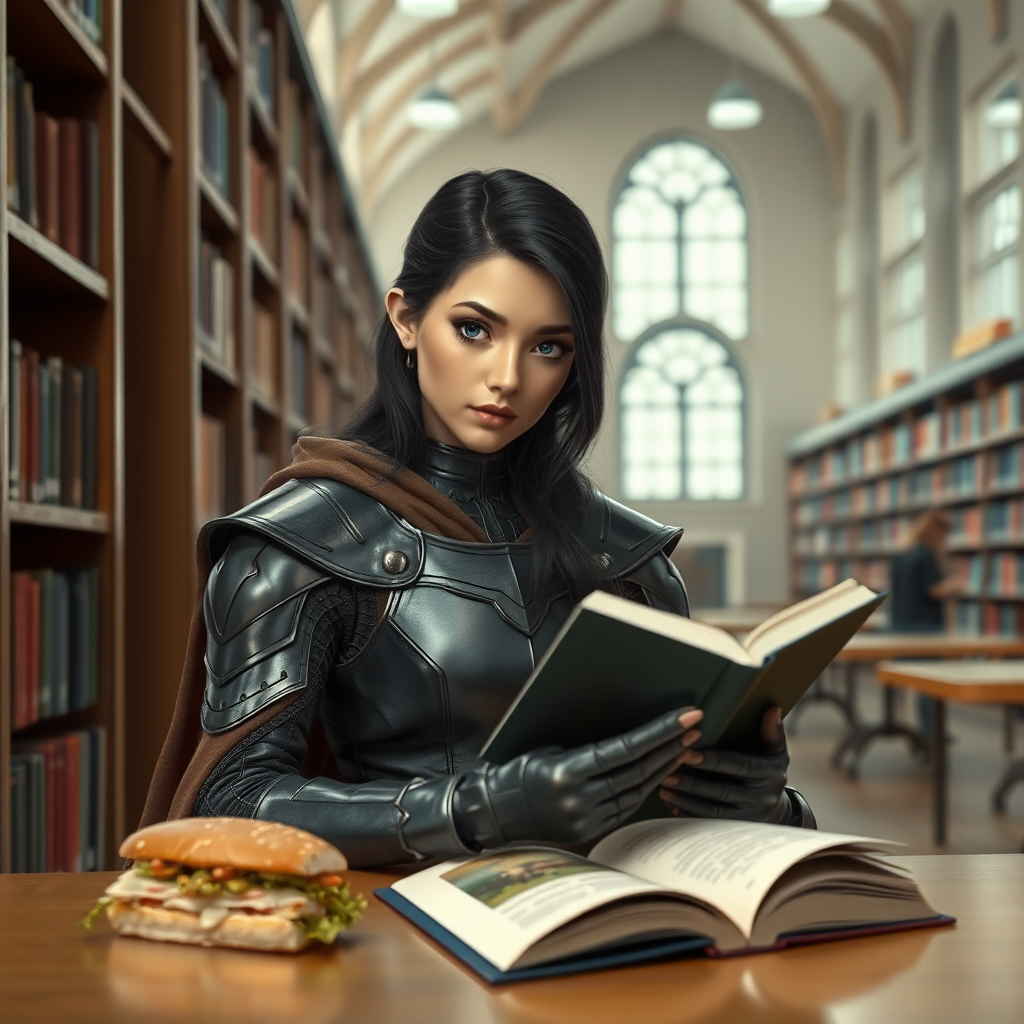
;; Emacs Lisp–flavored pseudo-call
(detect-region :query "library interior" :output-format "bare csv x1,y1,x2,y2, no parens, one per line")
3,1,1024,1021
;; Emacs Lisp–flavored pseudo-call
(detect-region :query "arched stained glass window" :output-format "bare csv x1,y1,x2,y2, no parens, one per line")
621,324,744,501
613,139,748,342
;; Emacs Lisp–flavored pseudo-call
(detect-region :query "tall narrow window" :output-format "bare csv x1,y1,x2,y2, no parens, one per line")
884,164,926,377
620,324,744,501
612,139,747,343
859,115,881,395
972,71,1021,328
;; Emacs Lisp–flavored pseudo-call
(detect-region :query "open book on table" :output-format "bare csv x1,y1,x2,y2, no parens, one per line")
482,579,886,762
377,819,950,983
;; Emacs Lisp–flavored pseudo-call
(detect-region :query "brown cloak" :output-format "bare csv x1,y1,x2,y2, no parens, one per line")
138,437,511,830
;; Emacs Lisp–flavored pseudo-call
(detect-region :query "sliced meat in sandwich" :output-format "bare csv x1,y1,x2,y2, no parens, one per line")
83,817,366,952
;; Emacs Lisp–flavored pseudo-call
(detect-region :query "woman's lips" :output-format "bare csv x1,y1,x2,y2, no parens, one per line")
471,405,517,428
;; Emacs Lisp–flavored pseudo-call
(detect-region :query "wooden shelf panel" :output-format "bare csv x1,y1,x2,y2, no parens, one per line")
7,0,107,83
249,91,279,154
7,213,109,299
250,238,280,289
289,296,310,334
198,172,239,236
251,389,281,419
199,349,239,388
288,168,309,221
122,81,173,161
9,502,110,533
198,0,239,71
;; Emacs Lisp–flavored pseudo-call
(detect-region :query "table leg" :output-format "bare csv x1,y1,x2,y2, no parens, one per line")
932,698,947,846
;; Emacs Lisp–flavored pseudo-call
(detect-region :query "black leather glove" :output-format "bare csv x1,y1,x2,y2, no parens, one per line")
453,707,703,849
659,707,798,825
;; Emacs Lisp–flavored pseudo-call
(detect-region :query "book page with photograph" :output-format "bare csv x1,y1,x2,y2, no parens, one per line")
390,848,680,973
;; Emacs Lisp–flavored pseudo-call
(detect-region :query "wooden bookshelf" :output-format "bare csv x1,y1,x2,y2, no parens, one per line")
788,335,1024,636
1,0,124,873
1,0,377,871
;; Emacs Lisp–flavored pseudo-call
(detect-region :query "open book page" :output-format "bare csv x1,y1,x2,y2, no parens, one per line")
581,591,755,666
588,820,900,939
742,580,880,664
390,847,671,973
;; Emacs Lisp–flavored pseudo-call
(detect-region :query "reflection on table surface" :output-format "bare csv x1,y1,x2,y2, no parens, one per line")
2,857,1023,1024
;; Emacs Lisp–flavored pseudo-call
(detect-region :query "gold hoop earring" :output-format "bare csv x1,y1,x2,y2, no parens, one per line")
406,349,415,370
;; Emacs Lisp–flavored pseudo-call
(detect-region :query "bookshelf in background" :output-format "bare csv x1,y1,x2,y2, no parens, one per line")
118,0,377,836
1,0,124,874
788,335,1024,637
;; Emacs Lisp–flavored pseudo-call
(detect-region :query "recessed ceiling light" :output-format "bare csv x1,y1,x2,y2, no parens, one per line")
767,0,831,17
396,0,459,18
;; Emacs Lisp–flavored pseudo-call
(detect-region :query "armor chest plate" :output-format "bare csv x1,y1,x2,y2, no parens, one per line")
322,534,573,782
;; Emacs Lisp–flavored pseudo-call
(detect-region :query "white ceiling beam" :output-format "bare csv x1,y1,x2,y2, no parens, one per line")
988,0,1008,40
732,0,845,199
338,0,394,106
343,0,490,121
363,68,495,211
870,0,913,73
490,0,513,132
503,0,624,134
361,29,488,155
510,0,578,39
825,0,909,138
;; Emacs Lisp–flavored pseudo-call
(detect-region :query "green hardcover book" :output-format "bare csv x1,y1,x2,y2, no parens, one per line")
30,569,53,720
52,571,70,716
481,579,886,764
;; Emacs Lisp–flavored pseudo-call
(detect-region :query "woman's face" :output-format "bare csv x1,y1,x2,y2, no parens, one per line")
385,256,575,453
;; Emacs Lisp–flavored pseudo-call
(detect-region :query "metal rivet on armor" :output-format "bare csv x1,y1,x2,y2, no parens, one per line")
382,550,409,575
597,553,613,569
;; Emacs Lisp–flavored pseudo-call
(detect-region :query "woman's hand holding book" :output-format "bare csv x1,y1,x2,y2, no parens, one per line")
659,707,795,825
453,708,704,849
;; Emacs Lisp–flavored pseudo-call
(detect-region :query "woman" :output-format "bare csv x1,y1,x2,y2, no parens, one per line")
142,170,815,867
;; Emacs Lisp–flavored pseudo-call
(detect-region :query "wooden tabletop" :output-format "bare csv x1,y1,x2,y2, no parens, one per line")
876,660,1024,702
1,856,1023,1023
836,633,1024,661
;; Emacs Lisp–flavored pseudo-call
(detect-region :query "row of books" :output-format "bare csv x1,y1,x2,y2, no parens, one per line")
66,0,104,44
5,58,101,269
954,600,1024,636
248,148,278,256
252,447,275,495
951,554,986,596
12,567,99,729
198,239,236,372
286,80,307,178
987,552,1024,597
289,219,308,306
10,727,106,873
199,413,228,524
291,330,308,420
791,381,1024,493
8,343,98,508
794,559,889,596
247,0,275,117
199,43,230,199
252,301,277,400
794,517,912,558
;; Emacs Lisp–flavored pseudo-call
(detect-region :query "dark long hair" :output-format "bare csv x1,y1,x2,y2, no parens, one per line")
333,168,608,605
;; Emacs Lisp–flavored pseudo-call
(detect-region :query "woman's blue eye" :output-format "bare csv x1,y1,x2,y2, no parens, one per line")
459,322,484,340
537,341,561,357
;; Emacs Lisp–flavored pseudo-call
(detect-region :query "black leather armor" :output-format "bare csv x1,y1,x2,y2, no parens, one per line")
195,442,812,867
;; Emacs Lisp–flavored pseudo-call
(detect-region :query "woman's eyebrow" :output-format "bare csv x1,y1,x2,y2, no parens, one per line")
451,300,572,335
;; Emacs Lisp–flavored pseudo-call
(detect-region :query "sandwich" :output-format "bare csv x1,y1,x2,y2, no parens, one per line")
82,817,366,952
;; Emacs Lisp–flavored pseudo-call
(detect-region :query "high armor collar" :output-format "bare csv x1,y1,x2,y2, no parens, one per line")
418,440,526,543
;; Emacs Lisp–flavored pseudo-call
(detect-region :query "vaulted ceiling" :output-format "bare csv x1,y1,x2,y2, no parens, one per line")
293,0,1002,212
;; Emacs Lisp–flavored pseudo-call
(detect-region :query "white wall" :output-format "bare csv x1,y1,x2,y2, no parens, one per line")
367,31,836,604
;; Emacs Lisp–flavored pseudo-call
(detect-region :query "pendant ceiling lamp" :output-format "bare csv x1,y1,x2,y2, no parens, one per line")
409,83,462,129
707,78,763,130
396,0,458,17
767,0,831,16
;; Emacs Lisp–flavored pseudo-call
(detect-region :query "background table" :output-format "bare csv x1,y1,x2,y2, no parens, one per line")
876,660,1024,845
827,635,1024,775
2,857,1023,1023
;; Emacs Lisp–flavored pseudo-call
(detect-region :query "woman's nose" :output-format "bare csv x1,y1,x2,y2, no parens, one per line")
487,344,521,394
